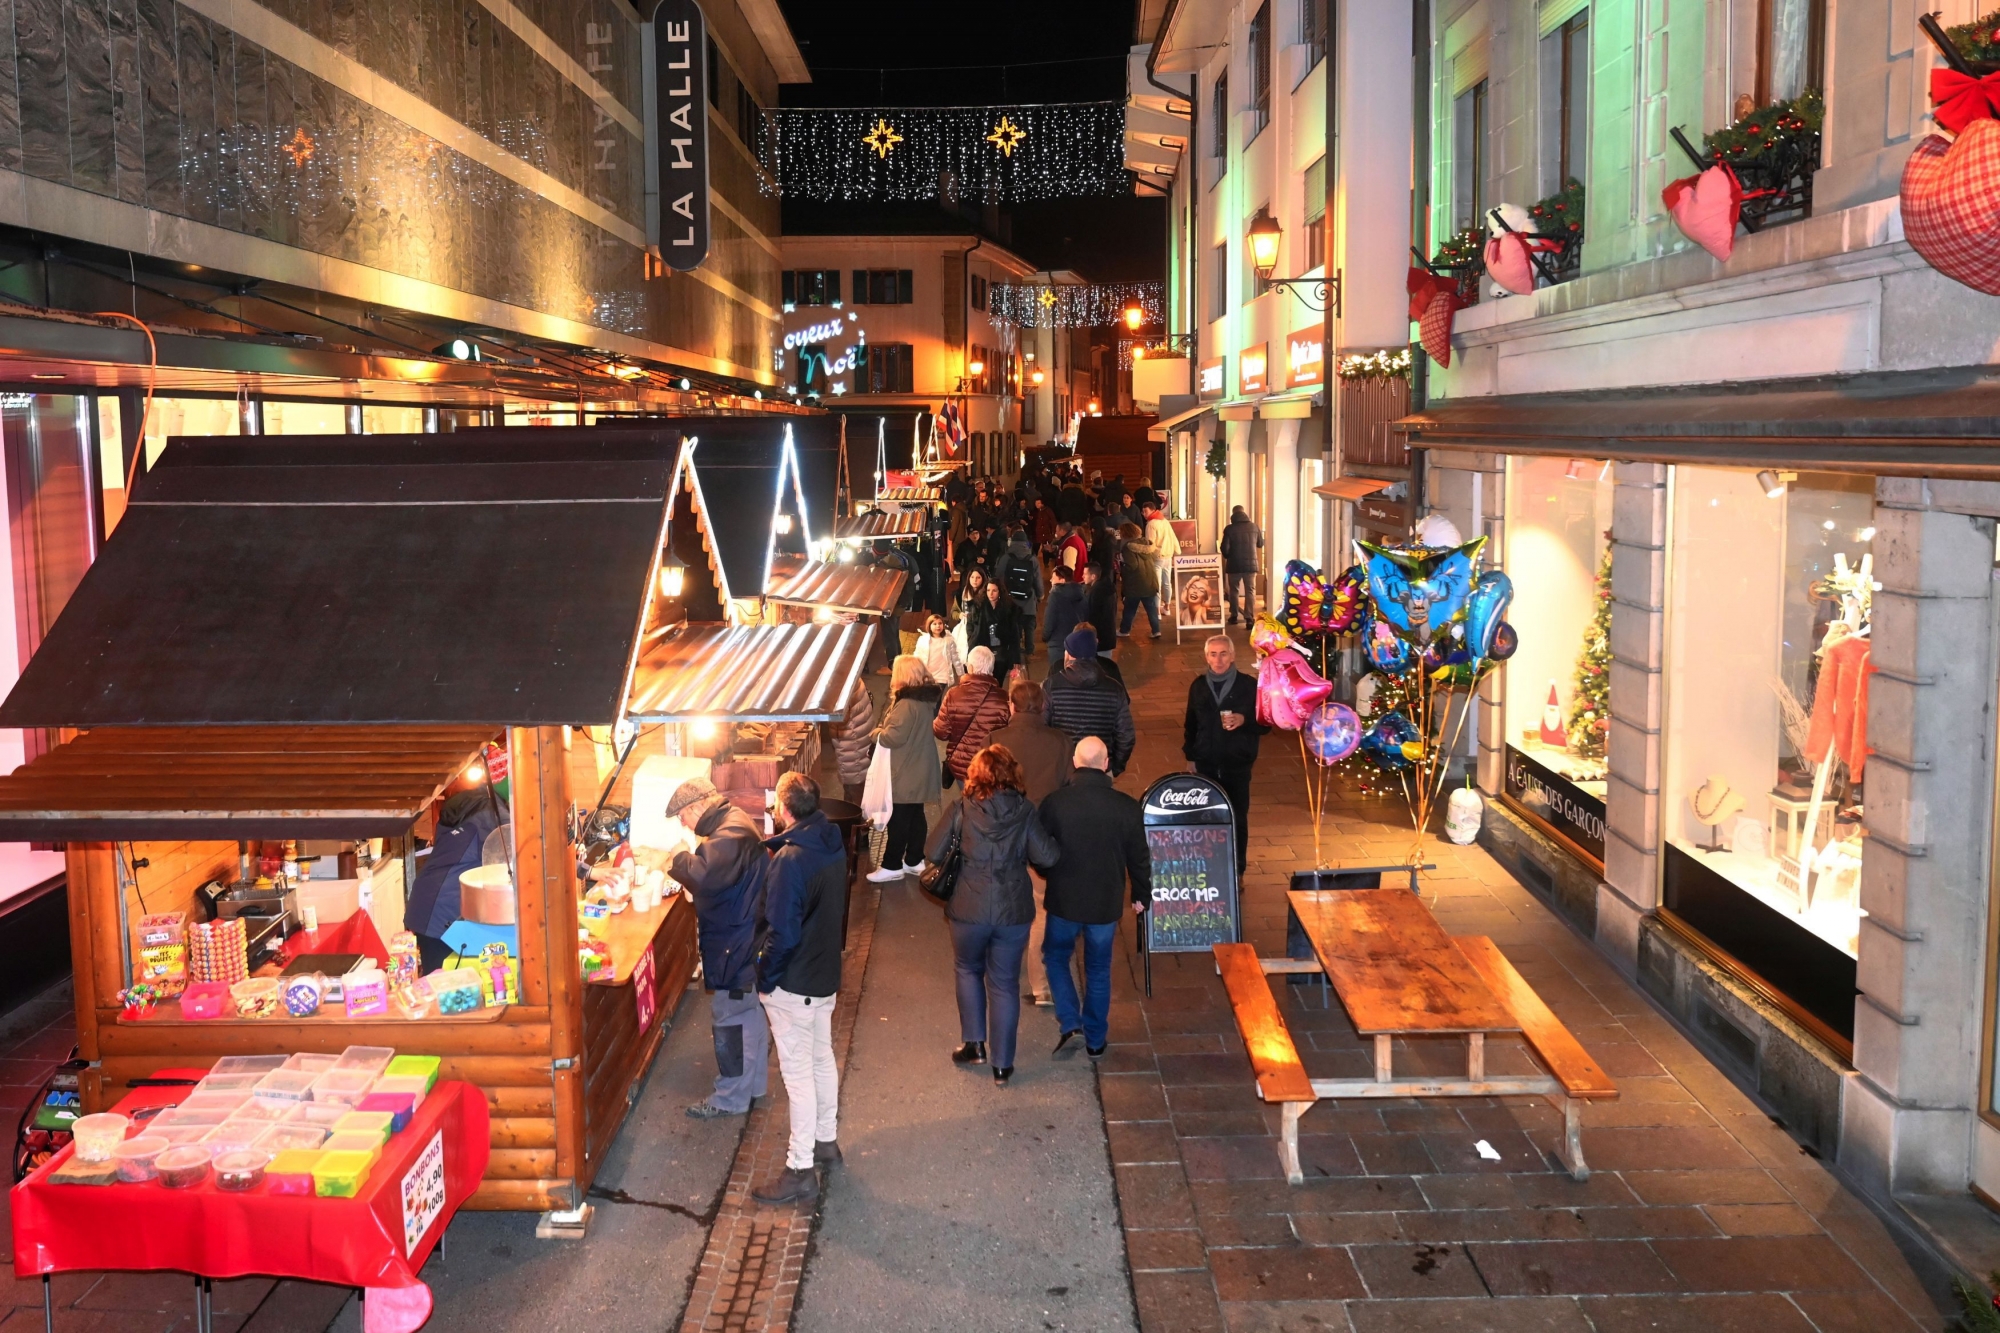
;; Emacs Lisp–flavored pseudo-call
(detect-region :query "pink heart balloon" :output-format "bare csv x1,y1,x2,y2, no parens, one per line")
1662,163,1742,262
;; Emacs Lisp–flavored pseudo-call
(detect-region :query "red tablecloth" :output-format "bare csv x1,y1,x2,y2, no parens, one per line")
274,912,391,969
10,1077,489,1332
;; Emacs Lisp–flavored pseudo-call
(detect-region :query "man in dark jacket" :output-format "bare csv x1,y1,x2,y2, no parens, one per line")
751,774,849,1205
667,778,771,1119
1220,505,1264,625
1041,567,1090,674
1182,634,1268,875
1083,562,1119,656
406,789,506,972
1039,737,1151,1058
1045,628,1136,775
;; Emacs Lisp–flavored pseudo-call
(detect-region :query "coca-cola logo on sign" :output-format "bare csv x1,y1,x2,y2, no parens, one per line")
1156,786,1212,807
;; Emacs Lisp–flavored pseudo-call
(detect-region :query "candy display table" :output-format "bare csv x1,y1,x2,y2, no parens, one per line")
10,1076,490,1333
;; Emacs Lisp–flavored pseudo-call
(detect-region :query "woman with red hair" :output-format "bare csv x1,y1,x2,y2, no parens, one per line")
924,743,1059,1084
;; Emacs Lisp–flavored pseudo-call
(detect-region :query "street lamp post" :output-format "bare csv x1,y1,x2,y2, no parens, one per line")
1247,210,1340,314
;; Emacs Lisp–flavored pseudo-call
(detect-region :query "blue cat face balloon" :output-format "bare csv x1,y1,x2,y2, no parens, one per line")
1463,569,1515,661
1360,710,1420,771
1356,537,1487,642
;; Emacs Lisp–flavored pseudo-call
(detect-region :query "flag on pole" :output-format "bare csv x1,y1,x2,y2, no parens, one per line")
936,401,967,457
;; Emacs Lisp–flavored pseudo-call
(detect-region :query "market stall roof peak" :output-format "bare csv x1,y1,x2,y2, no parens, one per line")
0,431,682,729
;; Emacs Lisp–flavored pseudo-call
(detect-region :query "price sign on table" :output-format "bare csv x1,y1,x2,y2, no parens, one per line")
1141,774,1239,957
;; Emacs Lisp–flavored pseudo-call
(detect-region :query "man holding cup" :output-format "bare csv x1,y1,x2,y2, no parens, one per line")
1182,634,1267,875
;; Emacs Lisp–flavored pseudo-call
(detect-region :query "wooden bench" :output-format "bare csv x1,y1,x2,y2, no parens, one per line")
1454,935,1619,1180
1213,943,1317,1183
1213,935,1618,1184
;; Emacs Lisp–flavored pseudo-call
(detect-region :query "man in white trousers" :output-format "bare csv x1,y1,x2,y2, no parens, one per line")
751,772,850,1205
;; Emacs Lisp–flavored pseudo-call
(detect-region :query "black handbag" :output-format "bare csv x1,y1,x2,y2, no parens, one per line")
918,806,964,901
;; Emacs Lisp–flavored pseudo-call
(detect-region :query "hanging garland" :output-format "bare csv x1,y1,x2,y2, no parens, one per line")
756,102,1130,202
1336,349,1412,382
989,281,1163,329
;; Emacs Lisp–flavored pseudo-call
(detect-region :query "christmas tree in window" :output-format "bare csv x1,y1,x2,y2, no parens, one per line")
1566,541,1612,757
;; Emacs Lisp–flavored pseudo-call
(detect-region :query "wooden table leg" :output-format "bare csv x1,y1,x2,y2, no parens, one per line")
1467,1032,1485,1082
1373,1035,1392,1083
1279,1103,1305,1185
1555,1097,1589,1180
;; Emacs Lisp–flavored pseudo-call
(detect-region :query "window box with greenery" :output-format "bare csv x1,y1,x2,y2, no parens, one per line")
1675,88,1823,233
1527,178,1585,284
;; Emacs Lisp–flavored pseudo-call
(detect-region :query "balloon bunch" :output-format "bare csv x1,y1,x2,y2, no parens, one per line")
1252,532,1520,864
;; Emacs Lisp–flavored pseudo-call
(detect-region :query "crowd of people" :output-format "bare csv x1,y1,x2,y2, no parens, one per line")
650,460,1274,1211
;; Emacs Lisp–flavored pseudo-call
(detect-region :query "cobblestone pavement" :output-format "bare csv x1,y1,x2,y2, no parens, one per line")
1091,625,1954,1333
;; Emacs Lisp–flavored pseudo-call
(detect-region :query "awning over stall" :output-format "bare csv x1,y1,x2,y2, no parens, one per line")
1394,365,2000,478
764,561,910,616
0,434,675,728
625,622,875,723
875,486,944,504
0,726,492,840
834,510,927,541
1314,476,1390,501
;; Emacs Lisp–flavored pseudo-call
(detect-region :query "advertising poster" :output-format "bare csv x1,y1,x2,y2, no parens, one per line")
1173,554,1225,643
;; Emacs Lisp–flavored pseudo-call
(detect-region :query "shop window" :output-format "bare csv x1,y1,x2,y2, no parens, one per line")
852,270,913,305
970,275,987,310
140,396,240,467
1661,467,1873,1045
263,401,348,435
1022,393,1035,434
361,405,424,434
1501,456,1612,865
782,269,840,307
3,395,97,762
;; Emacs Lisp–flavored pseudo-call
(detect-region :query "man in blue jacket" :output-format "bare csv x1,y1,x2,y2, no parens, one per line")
751,773,850,1205
666,778,771,1120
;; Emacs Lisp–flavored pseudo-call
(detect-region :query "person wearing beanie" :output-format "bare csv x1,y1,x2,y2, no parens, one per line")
1040,565,1090,675
1043,626,1135,776
665,777,773,1119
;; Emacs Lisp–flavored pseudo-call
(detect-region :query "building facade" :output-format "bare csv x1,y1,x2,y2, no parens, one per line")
775,233,1043,474
1403,0,2000,1268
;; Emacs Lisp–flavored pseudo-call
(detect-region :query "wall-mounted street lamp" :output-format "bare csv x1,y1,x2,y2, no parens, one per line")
1030,368,1046,386
1246,210,1340,315
1122,301,1145,331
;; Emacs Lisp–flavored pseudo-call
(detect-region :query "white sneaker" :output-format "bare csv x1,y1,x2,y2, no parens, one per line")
865,865,905,882
903,861,928,874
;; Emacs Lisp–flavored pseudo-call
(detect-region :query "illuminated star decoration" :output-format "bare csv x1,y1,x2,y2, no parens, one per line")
861,118,903,159
1037,287,1057,310
985,114,1026,157
281,127,316,167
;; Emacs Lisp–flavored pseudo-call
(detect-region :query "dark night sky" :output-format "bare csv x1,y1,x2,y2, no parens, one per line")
770,0,1167,282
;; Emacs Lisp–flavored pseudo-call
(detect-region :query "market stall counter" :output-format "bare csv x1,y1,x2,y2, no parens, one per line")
0,431,868,1220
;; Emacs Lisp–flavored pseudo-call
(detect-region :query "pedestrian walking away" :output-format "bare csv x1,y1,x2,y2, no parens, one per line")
1220,505,1264,625
1116,521,1162,639
1045,627,1137,776
664,777,772,1119
751,772,850,1206
869,655,943,880
1038,737,1151,1058
988,678,1075,1007
1041,565,1090,675
924,744,1061,1083
934,646,1012,784
1182,634,1268,875
1083,561,1119,656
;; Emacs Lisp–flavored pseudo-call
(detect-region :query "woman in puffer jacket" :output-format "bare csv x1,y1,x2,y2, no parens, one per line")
924,744,1059,1084
869,655,943,880
828,681,877,806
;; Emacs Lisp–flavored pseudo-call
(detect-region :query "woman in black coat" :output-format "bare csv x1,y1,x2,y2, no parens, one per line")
965,579,1022,681
924,744,1059,1083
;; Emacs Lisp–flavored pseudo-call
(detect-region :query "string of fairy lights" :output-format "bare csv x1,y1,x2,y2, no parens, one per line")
756,102,1129,201
988,281,1163,329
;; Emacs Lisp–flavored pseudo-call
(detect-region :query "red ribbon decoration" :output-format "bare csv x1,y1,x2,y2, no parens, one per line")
1931,68,2000,135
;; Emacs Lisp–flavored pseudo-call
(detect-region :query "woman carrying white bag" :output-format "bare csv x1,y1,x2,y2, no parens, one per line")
865,656,944,880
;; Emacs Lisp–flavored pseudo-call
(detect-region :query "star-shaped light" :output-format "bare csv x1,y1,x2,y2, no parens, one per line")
281,127,316,167
985,115,1026,157
862,118,903,159
1036,287,1057,309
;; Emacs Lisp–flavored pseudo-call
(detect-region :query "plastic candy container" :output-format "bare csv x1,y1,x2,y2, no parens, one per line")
388,932,422,987
152,1107,227,1130
282,975,323,1017
151,1125,213,1147
342,967,389,1019
265,1149,322,1195
384,1055,441,1089
289,1101,349,1129
180,1090,250,1115
391,977,436,1019
429,970,484,1015
214,1149,270,1192
111,1135,168,1182
321,1132,383,1157
193,1073,263,1095
282,1052,339,1075
254,1069,318,1102
231,977,281,1018
157,1145,212,1188
70,1113,129,1163
372,1074,428,1109
212,1054,288,1077
358,1092,415,1133
253,1122,328,1152
334,1110,394,1143
312,1150,374,1198
310,1069,376,1107
202,1120,265,1154
229,1097,292,1123
334,1046,395,1075
179,981,231,1019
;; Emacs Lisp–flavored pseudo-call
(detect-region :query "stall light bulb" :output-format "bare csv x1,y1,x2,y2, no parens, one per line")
1756,469,1786,499
775,513,794,535
814,607,834,623
1858,526,1876,541
691,718,719,741
464,763,485,784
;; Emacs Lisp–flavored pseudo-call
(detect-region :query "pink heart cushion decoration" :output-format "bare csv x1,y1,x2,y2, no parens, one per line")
1663,163,1742,262
1483,232,1535,295
1901,119,2000,297
1417,289,1459,368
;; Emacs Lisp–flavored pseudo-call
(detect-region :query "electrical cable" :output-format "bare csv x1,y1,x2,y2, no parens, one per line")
86,312,155,488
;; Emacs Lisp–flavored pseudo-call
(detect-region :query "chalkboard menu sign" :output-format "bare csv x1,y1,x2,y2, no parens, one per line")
1141,774,1239,954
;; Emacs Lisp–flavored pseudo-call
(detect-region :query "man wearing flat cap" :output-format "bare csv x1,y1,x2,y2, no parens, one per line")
665,777,772,1120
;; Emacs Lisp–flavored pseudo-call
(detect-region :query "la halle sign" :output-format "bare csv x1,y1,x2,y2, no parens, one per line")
649,0,710,271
